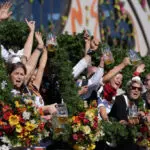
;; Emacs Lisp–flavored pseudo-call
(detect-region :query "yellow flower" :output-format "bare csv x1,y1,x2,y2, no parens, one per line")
72,124,80,132
73,144,84,150
81,125,91,134
87,144,96,150
85,109,95,121
24,99,33,105
9,115,19,126
16,124,23,133
17,134,23,139
25,121,36,131
24,131,29,136
15,101,20,108
29,135,34,139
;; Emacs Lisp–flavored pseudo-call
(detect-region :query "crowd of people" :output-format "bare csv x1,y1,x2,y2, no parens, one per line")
0,2,57,120
1,1,150,150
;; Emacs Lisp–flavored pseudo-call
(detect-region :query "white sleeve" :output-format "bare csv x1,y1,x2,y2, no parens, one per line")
1,45,9,61
97,97,105,108
88,67,104,88
72,58,88,79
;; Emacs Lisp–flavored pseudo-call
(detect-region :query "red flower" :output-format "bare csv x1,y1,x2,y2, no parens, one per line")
19,116,25,124
94,116,98,122
78,112,85,120
3,125,14,134
3,111,12,120
78,133,84,140
0,131,3,136
83,118,89,124
92,122,98,129
39,123,45,130
73,133,78,141
140,126,148,133
73,116,81,124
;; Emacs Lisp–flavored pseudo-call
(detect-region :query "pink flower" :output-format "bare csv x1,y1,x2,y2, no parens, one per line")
2,105,11,112
73,134,78,141
141,0,146,9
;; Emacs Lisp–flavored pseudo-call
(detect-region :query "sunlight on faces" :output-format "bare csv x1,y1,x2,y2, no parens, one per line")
10,67,25,89
110,73,123,90
129,82,142,100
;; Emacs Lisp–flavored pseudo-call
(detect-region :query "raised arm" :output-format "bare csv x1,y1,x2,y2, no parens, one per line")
103,57,130,83
88,56,104,88
22,19,35,63
73,31,100,79
32,47,48,90
24,32,44,84
0,2,12,22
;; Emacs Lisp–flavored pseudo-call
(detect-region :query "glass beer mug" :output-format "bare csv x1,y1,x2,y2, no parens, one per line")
46,33,57,52
128,49,141,65
128,104,138,120
52,102,68,134
102,46,114,65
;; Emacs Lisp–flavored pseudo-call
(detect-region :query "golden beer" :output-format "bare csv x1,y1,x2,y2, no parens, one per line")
103,52,114,65
52,103,68,134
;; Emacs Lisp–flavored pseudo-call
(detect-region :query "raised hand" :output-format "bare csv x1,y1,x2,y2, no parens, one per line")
78,85,88,95
90,38,100,51
83,30,91,54
136,63,145,73
99,56,104,68
83,29,91,42
0,2,12,21
47,103,58,115
122,57,131,66
35,32,44,48
25,18,35,32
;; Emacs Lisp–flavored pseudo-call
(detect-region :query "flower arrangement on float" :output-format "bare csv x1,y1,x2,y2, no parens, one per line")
136,111,150,148
69,101,104,150
0,94,50,149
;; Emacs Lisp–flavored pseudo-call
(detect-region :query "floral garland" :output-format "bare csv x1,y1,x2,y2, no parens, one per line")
69,101,103,150
0,94,50,149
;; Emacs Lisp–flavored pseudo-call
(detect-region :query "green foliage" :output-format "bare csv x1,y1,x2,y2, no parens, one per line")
0,47,12,102
56,33,85,67
0,20,28,51
102,120,139,145
52,44,84,115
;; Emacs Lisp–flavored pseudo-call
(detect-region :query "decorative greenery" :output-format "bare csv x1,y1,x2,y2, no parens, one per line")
0,20,28,51
56,33,85,66
0,47,12,102
102,120,139,146
1,18,150,149
51,44,84,115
